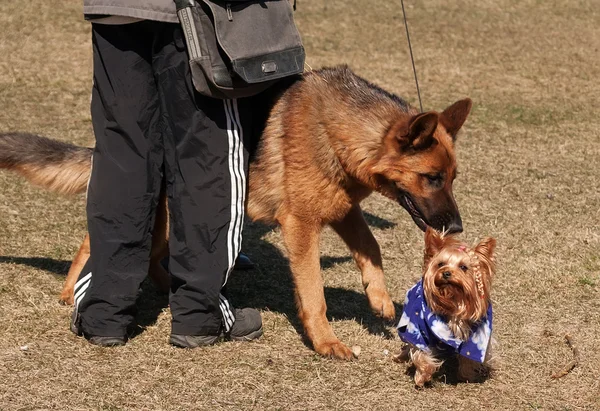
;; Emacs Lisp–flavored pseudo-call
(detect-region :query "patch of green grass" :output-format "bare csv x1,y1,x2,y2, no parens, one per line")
578,277,597,287
583,254,600,272
474,102,581,129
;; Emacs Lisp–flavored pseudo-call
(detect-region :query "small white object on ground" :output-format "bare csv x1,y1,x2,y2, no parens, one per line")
20,345,28,351
351,345,362,357
383,349,389,356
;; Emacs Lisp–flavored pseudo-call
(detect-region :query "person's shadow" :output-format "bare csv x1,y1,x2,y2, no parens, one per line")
0,211,403,344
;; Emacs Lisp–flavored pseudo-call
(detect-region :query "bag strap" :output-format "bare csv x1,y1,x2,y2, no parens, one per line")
174,0,298,10
174,0,194,11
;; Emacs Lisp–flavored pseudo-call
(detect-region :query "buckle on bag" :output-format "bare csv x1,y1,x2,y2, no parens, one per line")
261,61,278,74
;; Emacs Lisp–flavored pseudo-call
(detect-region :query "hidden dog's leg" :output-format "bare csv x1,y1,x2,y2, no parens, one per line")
60,233,90,305
330,205,395,320
280,214,355,360
60,189,170,305
148,244,169,293
148,186,170,293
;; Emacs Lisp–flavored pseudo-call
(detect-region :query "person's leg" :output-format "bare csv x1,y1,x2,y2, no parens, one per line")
71,22,164,342
152,24,261,344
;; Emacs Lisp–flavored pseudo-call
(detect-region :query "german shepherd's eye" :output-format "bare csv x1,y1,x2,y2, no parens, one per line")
423,173,444,187
459,264,468,271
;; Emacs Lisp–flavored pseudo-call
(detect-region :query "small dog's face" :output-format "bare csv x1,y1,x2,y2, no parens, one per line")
422,228,496,322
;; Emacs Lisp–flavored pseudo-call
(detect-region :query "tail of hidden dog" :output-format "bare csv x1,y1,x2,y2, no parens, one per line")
0,132,92,195
0,132,112,306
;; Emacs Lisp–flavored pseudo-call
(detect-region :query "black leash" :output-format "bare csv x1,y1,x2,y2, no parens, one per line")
400,0,423,113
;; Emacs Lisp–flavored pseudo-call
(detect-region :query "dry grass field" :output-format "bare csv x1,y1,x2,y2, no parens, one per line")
1,0,599,409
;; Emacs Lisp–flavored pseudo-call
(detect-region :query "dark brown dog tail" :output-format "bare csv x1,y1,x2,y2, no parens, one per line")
0,132,92,195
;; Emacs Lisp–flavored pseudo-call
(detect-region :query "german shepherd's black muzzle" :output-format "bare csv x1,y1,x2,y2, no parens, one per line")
398,191,463,234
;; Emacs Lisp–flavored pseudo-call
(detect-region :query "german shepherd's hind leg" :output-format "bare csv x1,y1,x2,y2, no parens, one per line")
60,231,168,306
147,187,170,293
59,233,91,305
329,205,395,320
60,189,170,305
60,231,168,305
280,214,355,360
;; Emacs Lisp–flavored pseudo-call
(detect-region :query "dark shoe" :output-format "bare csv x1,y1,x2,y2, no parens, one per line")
170,308,263,348
227,307,263,341
169,334,221,348
234,252,255,270
70,307,127,347
87,336,127,347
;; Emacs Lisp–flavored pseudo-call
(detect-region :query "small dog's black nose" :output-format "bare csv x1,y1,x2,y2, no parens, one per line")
442,271,452,279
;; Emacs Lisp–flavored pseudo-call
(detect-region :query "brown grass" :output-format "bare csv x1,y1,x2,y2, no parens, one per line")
1,0,599,409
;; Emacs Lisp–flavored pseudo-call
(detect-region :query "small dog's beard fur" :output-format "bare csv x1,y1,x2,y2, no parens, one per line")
400,228,497,387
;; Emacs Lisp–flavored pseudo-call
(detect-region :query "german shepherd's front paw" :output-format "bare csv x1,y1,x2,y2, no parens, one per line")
59,288,74,305
366,287,396,320
314,339,356,360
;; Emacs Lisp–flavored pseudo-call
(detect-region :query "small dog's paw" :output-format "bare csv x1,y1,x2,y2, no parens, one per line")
457,354,492,383
410,349,441,388
393,346,411,363
414,369,432,388
366,287,396,320
314,339,356,360
457,362,490,383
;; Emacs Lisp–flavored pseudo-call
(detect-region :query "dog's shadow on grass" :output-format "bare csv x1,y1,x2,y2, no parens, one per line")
134,212,400,340
0,256,71,276
0,255,168,338
401,356,491,387
0,212,402,343
226,216,401,341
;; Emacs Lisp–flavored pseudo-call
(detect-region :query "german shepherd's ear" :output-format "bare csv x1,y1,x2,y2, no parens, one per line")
398,112,439,150
440,98,472,141
424,226,445,266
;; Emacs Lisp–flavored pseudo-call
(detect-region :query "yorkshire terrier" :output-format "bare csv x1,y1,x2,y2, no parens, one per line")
396,227,497,387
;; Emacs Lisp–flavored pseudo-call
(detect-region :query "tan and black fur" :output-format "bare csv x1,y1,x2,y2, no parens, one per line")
0,66,472,359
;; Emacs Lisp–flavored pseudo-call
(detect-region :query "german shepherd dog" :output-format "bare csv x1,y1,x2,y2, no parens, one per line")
0,66,471,359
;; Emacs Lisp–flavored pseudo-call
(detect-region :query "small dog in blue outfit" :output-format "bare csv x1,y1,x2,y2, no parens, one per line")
396,228,496,387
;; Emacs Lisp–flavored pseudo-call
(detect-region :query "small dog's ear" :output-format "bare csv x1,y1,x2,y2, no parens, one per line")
475,237,496,288
424,227,445,266
440,98,472,141
474,237,496,261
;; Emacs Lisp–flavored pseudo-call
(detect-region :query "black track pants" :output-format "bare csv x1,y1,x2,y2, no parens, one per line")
73,21,253,338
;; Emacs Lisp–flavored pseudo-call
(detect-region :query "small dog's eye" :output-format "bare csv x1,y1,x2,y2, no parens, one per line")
437,262,445,268
460,264,468,271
